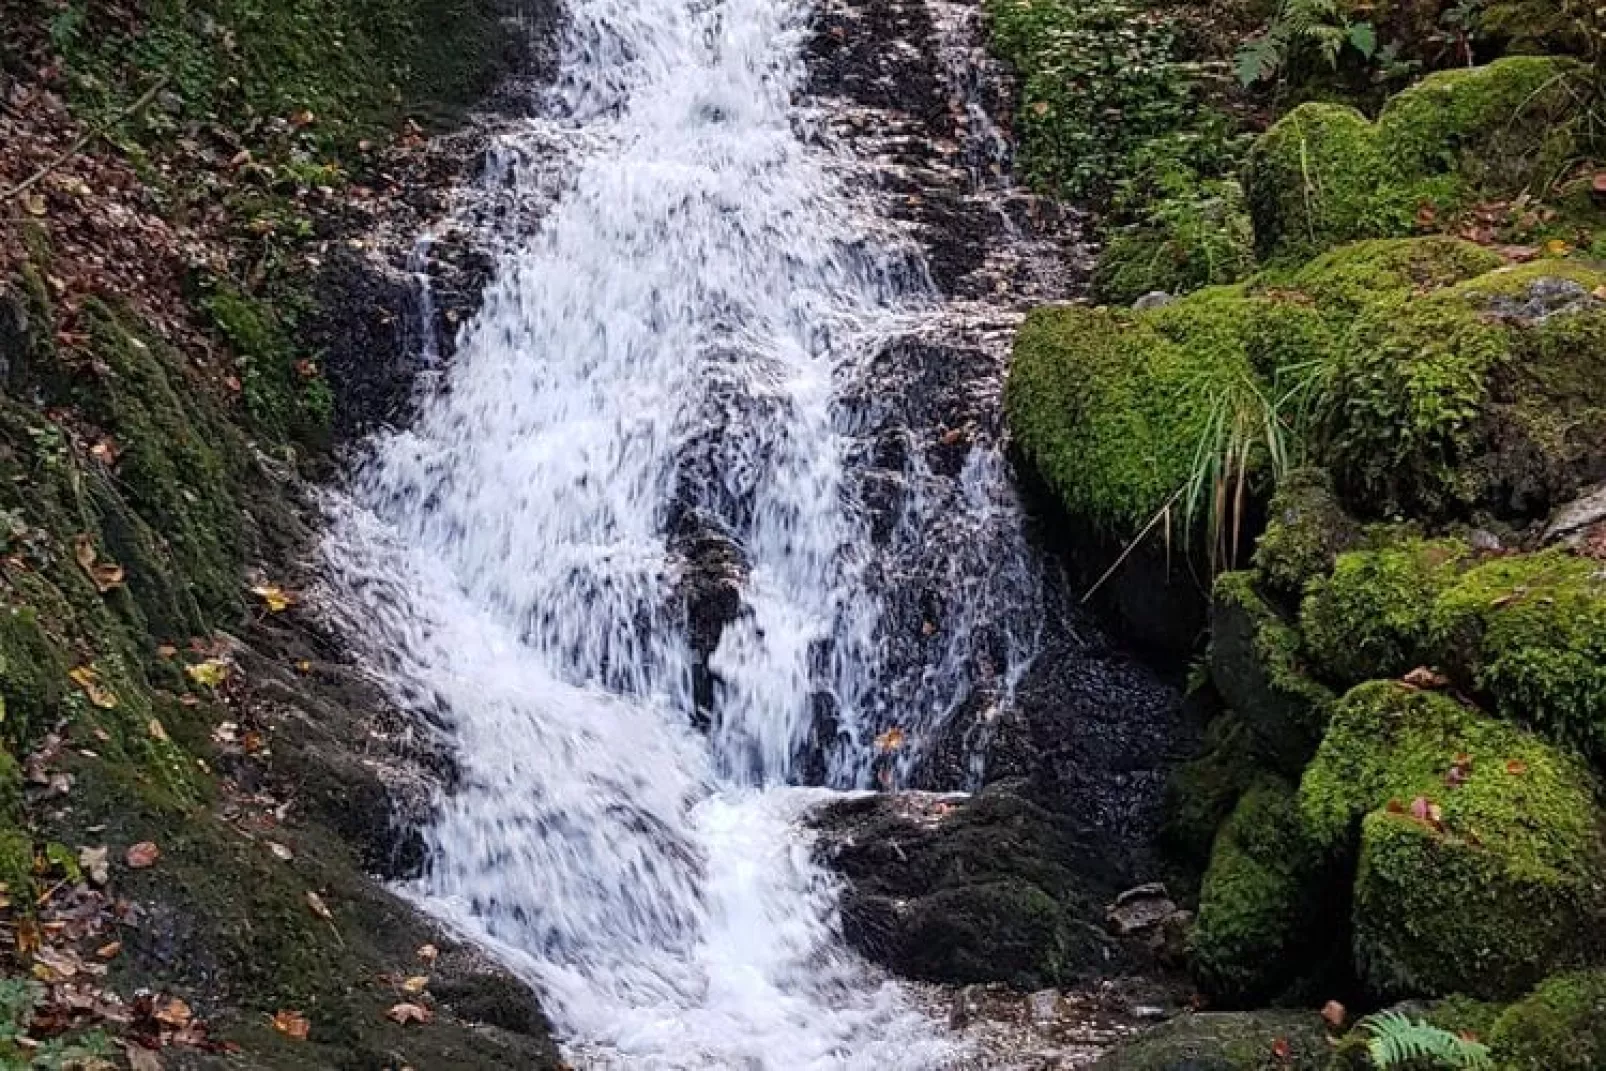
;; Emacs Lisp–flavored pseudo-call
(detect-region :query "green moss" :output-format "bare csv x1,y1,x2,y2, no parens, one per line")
1162,713,1261,868
1299,682,1605,999
205,285,333,452
1251,468,1362,601
1489,970,1606,1069
1266,237,1504,321
1190,776,1330,1006
0,829,33,912
1429,549,1606,763
1093,179,1256,305
1375,56,1585,193
1300,539,1467,686
76,300,246,620
0,606,65,753
1210,572,1335,771
1091,1010,1331,1070
1243,58,1588,262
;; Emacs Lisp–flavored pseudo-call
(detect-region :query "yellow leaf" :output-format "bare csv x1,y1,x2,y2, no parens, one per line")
402,975,429,995
185,659,230,689
305,890,333,921
147,718,170,743
873,727,907,753
1545,238,1571,256
250,584,295,612
68,666,118,709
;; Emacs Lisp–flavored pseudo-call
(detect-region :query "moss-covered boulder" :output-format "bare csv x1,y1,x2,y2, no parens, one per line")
1322,261,1606,519
1300,538,1467,686
1251,468,1363,603
1300,681,1606,999
1190,777,1332,1006
1091,1010,1331,1070
1430,548,1606,763
1244,57,1586,261
1489,969,1606,1069
1301,539,1606,765
1211,573,1335,772
1093,180,1256,306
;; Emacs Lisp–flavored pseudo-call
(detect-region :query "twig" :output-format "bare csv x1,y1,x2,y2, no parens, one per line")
1081,484,1188,606
1,74,170,203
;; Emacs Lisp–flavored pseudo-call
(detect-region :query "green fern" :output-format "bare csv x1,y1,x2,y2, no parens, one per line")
1237,0,1378,85
1361,1010,1493,1070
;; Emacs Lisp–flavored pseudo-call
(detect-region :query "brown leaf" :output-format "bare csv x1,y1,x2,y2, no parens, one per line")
271,1010,310,1040
154,997,193,1027
401,975,429,995
1506,759,1529,776
147,718,170,743
250,584,295,612
125,841,161,869
95,940,122,959
416,943,439,964
305,890,333,921
1401,666,1449,690
73,534,125,593
1320,1000,1346,1029
386,1002,433,1025
124,1043,163,1071
1271,1036,1291,1061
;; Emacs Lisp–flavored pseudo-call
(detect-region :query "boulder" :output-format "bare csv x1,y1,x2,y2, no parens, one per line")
1091,1010,1331,1070
1300,681,1606,999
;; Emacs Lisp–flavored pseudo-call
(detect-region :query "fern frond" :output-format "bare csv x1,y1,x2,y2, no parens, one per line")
1361,1010,1493,1070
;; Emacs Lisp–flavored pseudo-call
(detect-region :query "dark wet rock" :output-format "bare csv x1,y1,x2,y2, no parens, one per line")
814,785,1153,988
667,506,751,726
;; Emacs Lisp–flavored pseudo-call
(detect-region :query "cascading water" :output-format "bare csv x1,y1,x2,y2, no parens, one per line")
321,0,1054,1061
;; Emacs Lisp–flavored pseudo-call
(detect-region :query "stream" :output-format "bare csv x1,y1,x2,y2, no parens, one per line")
320,0,1087,1063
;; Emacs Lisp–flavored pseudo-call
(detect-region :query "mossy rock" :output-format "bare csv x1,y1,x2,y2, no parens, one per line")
1429,548,1606,764
1211,573,1335,772
1093,180,1256,306
1006,238,1507,543
1300,681,1606,1000
1321,261,1606,520
1190,776,1332,1006
1300,538,1467,687
1302,539,1606,764
1488,969,1606,1069
0,606,65,753
1244,57,1586,262
1090,1010,1331,1070
1251,468,1362,603
1162,713,1262,869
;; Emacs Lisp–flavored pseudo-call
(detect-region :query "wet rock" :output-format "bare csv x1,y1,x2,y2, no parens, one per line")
1092,1010,1332,1070
813,784,1146,988
1544,479,1606,552
1028,988,1061,1022
1131,291,1174,310
1106,883,1180,937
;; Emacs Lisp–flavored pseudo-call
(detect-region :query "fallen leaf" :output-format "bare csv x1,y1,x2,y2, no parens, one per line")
1271,1036,1291,1060
1506,759,1529,776
305,890,333,921
185,659,230,689
147,718,170,743
1401,666,1449,690
73,534,125,593
262,841,292,862
96,941,122,959
68,665,118,709
416,943,439,964
154,997,193,1028
123,1042,162,1071
873,726,906,753
1546,238,1572,256
385,1002,432,1025
250,584,294,612
156,644,178,659
271,1010,310,1040
89,437,120,466
126,841,161,869
401,975,429,995
23,193,46,217
1321,1000,1346,1028
79,845,109,885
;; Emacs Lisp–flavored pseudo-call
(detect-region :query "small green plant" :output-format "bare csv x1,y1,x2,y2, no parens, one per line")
1361,1010,1493,1069
1237,0,1378,86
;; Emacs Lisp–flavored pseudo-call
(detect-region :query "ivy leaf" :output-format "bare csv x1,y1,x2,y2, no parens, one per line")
1348,21,1377,58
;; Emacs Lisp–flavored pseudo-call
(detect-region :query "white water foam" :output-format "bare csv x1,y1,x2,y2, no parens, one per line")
321,0,1044,1062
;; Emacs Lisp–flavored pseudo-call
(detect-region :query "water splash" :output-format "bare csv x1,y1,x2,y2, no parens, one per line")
321,0,1051,1061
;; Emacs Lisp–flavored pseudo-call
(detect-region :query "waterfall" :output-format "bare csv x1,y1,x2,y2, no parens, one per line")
320,0,1050,1062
